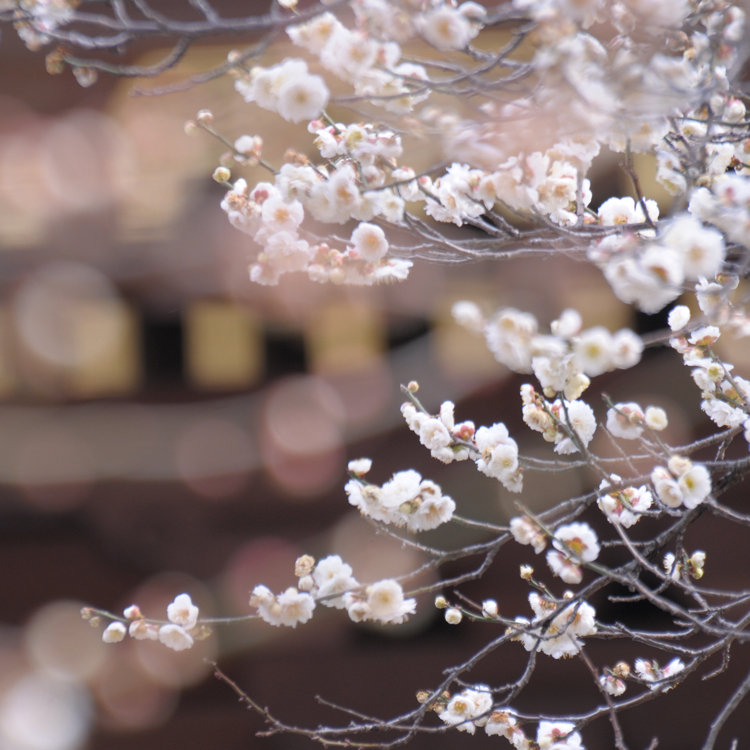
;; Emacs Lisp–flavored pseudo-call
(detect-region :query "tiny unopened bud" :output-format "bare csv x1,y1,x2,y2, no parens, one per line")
80,607,94,621
407,380,419,392
613,661,631,679
298,574,314,591
213,166,231,183
416,690,431,704
688,550,706,579
123,604,142,619
434,595,448,609
192,624,213,641
73,67,98,88
444,607,463,625
481,599,498,618
45,48,65,75
295,554,316,577
184,120,199,136
520,564,534,581
196,109,214,124
347,458,372,476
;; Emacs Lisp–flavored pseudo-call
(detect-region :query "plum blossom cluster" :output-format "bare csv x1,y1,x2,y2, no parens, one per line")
428,684,583,749
589,211,727,314
547,522,600,585
513,591,597,659
401,395,523,491
690,174,750,256
418,144,596,228
12,0,75,51
605,401,668,441
520,384,597,455
657,93,749,197
634,656,686,692
599,656,686,697
344,460,456,532
597,474,654,528
664,549,707,581
95,556,416,649
400,393,523,486
651,455,712,510
100,593,205,652
453,304,643,391
510,517,600,585
254,553,416,627
219,172,411,286
212,0,743,291
668,317,750,443
235,58,329,124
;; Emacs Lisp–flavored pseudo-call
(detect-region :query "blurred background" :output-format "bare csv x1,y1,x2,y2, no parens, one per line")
1,8,749,749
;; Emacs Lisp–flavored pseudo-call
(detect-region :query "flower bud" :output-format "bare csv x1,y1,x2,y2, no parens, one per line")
613,661,631,678
444,607,463,625
481,599,498,618
295,554,316,577
213,166,231,183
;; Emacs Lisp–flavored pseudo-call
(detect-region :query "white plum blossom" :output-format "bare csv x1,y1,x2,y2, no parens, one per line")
547,522,600,583
677,463,712,508
237,59,329,123
598,476,653,527
510,515,547,553
600,672,627,697
546,550,584,585
438,685,493,734
158,623,194,651
345,579,415,624
552,522,600,563
515,592,597,659
250,584,316,627
287,12,344,55
552,399,597,454
346,468,456,531
536,720,584,749
660,213,726,281
651,459,711,510
668,305,691,331
606,402,645,440
312,555,359,608
651,465,685,509
129,620,159,641
484,709,521,741
635,657,685,691
597,195,658,225
350,222,388,262
474,422,523,491
452,300,485,332
416,6,480,51
166,593,199,630
102,622,127,644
